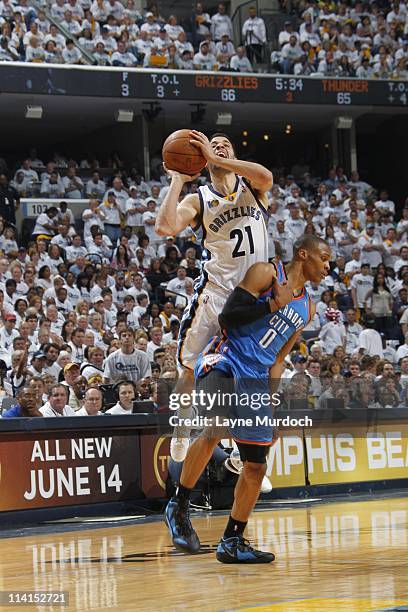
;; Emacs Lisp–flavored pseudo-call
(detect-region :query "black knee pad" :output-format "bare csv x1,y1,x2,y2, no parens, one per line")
236,442,270,464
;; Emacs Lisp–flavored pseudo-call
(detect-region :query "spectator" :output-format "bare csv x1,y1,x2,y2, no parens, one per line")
278,21,299,47
75,386,104,415
62,38,83,64
175,31,194,57
364,272,393,336
62,166,84,198
111,39,137,66
40,383,76,416
0,36,19,61
2,387,42,418
166,266,188,296
344,309,363,355
28,350,47,377
69,375,87,411
141,11,161,36
356,56,373,78
93,41,111,65
45,24,66,53
230,46,252,72
192,2,211,48
41,171,65,197
82,198,106,240
211,3,233,42
242,5,266,64
318,308,346,355
61,11,81,37
80,346,105,383
62,361,81,401
103,327,151,384
194,40,217,70
0,174,19,227
177,49,194,70
397,332,408,361
146,326,163,361
358,316,384,357
215,33,235,69
345,247,362,277
358,224,384,269
281,35,303,74
105,380,135,414
351,263,374,313
164,15,184,41
294,53,316,75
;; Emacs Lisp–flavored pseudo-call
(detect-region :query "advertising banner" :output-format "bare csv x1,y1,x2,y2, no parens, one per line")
0,434,140,511
140,434,170,498
306,425,408,485
266,430,306,488
140,431,306,498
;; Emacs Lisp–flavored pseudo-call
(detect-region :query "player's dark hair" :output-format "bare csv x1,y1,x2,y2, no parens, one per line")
210,132,236,154
293,235,328,256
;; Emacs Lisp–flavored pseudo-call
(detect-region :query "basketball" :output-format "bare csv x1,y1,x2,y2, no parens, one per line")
162,129,207,175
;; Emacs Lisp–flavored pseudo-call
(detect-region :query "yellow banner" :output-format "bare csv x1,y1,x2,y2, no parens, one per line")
265,430,306,488
306,425,408,485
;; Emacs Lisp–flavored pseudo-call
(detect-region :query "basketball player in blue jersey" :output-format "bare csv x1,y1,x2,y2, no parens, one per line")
156,131,286,461
165,235,331,563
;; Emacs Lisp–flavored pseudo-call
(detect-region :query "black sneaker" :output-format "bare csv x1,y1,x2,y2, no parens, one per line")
164,497,200,553
216,536,275,564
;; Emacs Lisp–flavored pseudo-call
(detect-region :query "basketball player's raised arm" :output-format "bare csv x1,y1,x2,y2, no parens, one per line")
155,169,201,236
189,130,273,194
219,262,293,329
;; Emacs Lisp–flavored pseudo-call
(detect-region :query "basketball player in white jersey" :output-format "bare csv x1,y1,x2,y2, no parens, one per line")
156,131,286,460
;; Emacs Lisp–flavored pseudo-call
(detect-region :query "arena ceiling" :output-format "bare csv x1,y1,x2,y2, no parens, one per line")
0,92,406,150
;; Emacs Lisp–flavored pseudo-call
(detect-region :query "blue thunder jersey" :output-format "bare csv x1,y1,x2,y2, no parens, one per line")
194,260,311,444
196,260,311,379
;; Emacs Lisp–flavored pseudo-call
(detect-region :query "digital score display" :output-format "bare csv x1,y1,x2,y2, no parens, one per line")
0,64,406,107
119,71,407,107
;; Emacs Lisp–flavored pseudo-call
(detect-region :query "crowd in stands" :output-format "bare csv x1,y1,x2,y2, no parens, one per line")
273,0,408,78
0,1,260,71
0,0,406,78
0,146,408,418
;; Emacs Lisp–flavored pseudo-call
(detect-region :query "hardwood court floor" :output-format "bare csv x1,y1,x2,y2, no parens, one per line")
1,496,408,612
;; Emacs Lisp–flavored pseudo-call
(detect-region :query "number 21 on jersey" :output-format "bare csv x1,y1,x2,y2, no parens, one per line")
230,225,255,258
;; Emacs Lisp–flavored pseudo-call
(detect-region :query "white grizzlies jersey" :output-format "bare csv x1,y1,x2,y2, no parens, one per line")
197,176,268,292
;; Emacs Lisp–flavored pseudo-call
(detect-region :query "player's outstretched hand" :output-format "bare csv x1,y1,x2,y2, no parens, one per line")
163,163,200,184
269,279,294,312
189,130,217,163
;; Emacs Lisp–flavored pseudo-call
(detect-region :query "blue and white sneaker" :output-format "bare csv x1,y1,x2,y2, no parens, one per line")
165,497,200,553
216,536,275,564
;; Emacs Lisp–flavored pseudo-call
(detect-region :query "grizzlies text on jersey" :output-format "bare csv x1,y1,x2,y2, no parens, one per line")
197,175,269,293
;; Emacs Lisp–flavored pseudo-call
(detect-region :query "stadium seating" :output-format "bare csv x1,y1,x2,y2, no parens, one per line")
0,1,405,78
0,144,407,415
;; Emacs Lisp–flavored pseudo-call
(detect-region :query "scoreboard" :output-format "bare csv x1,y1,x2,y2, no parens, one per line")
137,72,408,106
0,64,407,107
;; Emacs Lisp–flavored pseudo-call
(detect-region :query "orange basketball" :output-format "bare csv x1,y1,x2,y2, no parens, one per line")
162,129,207,175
